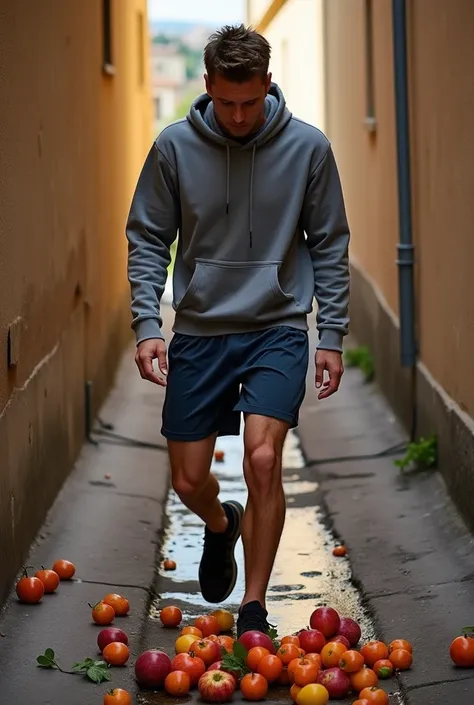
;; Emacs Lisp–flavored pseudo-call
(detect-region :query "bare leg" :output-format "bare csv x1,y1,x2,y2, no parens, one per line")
241,414,289,610
168,435,228,534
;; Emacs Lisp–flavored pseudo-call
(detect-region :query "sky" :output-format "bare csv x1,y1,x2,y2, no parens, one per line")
147,0,244,26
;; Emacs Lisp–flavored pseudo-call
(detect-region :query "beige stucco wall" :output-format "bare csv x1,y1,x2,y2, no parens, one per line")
325,0,474,419
0,0,151,605
324,0,399,317
409,0,474,416
254,0,326,130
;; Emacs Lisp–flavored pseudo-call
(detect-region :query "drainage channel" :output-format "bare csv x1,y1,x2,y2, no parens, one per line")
139,430,404,704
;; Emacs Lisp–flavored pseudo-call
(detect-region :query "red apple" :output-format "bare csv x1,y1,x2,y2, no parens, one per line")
318,666,351,699
208,661,240,684
198,669,236,702
238,630,276,655
331,634,351,649
337,617,361,647
97,627,129,652
310,607,340,638
135,649,171,688
298,629,326,654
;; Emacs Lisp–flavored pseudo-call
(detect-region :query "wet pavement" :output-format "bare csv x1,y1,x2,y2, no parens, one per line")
2,304,474,704
138,429,402,704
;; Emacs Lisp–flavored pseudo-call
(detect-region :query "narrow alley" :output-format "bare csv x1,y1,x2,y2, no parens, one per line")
2,1,474,705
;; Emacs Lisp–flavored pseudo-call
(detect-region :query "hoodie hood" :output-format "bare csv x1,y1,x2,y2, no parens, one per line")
187,82,292,148
187,83,292,246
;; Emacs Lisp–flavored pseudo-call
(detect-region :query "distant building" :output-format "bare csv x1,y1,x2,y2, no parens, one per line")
150,43,187,130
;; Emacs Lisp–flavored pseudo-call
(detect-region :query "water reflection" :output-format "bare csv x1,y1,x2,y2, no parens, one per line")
154,429,374,640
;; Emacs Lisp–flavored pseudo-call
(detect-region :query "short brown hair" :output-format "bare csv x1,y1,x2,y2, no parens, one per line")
204,24,271,83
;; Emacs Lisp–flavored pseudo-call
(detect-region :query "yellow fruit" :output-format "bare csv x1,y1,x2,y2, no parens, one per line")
211,609,235,633
296,683,329,705
175,634,197,654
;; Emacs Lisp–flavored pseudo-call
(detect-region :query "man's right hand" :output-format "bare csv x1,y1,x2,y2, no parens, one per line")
135,338,168,386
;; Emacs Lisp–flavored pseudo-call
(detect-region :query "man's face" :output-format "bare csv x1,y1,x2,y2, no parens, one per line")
205,72,271,138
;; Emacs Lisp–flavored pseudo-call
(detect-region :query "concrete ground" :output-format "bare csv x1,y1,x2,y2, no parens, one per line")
1,304,474,704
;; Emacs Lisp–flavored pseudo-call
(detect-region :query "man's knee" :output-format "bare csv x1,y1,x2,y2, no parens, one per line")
244,443,280,496
172,473,206,499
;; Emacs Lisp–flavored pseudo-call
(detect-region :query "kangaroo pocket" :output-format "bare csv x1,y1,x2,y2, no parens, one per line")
175,258,302,323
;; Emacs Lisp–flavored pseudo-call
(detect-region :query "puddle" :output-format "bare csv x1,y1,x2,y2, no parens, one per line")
153,429,375,641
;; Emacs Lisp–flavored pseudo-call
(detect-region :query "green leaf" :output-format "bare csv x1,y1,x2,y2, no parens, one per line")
86,665,111,683
232,640,248,663
37,655,54,668
44,648,55,661
267,627,279,640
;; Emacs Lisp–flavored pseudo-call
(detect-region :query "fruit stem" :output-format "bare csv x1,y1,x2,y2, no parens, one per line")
461,626,474,636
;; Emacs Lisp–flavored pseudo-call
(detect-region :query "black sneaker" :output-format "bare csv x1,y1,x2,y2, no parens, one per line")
237,600,271,638
199,501,244,603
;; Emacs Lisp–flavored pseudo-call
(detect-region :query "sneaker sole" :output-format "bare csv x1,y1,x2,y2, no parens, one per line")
200,500,244,604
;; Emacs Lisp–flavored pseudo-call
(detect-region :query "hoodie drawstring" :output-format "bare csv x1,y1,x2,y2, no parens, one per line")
225,142,257,249
225,143,230,215
249,144,256,248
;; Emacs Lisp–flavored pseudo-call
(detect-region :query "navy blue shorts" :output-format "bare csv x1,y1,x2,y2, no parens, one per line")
161,326,309,441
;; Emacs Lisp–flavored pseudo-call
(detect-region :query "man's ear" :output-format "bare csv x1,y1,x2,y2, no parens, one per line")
204,73,211,96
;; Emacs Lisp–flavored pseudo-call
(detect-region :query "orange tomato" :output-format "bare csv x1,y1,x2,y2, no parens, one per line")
359,686,390,704
304,653,323,669
91,601,115,625
103,594,130,617
34,569,60,594
163,559,177,570
277,667,291,685
257,654,283,682
165,670,191,696
160,605,182,628
217,635,235,654
292,657,320,686
171,652,206,686
321,641,347,668
360,641,389,667
52,559,76,580
282,635,301,647
247,646,270,671
277,643,301,665
290,684,302,703
389,648,413,670
240,673,268,701
339,649,365,673
350,667,379,693
211,608,234,632
104,688,132,705
195,615,220,637
373,659,394,679
16,576,44,604
181,626,202,638
332,545,347,557
352,701,371,705
388,639,413,654
102,642,130,666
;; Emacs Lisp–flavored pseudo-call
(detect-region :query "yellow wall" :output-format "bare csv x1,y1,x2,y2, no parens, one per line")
324,0,474,418
0,0,151,605
324,0,399,316
253,0,326,130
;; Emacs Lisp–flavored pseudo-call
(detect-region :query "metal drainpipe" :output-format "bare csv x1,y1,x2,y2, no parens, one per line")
392,0,418,440
392,0,416,368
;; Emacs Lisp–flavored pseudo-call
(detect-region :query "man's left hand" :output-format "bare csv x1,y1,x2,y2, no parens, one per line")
315,349,344,400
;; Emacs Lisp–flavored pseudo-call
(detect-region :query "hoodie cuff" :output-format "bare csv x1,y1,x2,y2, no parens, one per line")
316,329,344,353
134,318,164,345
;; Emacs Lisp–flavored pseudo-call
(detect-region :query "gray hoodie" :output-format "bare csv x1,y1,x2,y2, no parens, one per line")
126,83,350,351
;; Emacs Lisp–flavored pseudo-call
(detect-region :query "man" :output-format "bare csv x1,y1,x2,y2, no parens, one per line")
126,24,350,637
